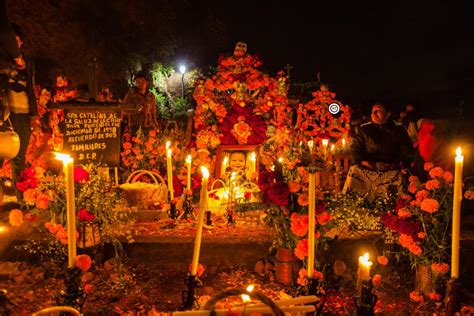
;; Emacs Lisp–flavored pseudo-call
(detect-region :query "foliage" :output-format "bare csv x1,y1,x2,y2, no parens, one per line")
381,163,454,268
326,190,394,234
14,164,127,246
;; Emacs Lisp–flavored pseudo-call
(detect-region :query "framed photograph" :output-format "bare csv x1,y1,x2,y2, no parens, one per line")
215,145,259,182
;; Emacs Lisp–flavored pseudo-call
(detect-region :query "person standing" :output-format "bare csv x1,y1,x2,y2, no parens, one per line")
0,23,37,199
122,70,159,135
343,102,414,200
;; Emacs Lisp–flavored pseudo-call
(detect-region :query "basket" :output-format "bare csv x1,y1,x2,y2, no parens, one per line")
119,170,168,208
202,288,284,316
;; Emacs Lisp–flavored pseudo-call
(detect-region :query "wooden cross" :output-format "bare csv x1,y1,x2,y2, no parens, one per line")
285,64,293,79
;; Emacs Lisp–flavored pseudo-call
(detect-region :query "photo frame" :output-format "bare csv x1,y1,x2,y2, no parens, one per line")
215,145,259,182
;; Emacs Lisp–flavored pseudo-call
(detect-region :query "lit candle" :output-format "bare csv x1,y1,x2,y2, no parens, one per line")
330,144,335,152
357,252,372,291
166,141,174,200
186,155,192,191
342,137,346,149
191,166,209,276
452,146,464,278
322,139,329,156
307,172,316,278
55,153,76,268
249,152,256,177
308,140,314,154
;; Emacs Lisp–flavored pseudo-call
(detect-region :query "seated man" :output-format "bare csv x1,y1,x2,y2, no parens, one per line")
343,102,414,200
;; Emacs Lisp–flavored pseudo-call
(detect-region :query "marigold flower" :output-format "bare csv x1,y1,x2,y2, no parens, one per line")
428,292,442,301
316,212,333,225
35,193,51,210
409,175,419,183
9,209,23,227
409,244,422,256
410,290,424,303
423,162,434,171
443,171,453,183
408,183,418,194
397,208,412,218
425,179,441,190
429,167,444,179
294,238,309,260
431,262,450,275
23,188,38,204
415,190,429,202
297,193,309,206
417,232,427,239
420,198,439,213
75,254,92,272
288,180,301,193
372,274,382,287
290,213,309,237
84,284,93,294
399,234,415,248
377,256,388,266
122,142,133,150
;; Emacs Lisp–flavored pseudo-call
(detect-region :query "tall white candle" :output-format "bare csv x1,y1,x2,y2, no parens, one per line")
55,153,76,268
186,155,192,191
307,173,316,278
452,146,463,278
191,166,209,276
166,141,174,200
249,152,256,177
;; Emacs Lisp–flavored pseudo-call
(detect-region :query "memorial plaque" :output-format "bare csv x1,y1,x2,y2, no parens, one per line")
62,108,121,166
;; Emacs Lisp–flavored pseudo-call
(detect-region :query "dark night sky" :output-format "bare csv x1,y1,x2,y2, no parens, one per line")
175,1,474,119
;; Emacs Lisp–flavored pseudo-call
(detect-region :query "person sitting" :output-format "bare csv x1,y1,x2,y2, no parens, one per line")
343,102,415,200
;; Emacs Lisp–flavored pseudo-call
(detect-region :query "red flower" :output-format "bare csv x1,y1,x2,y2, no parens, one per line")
74,166,90,183
77,209,95,222
75,254,92,272
372,274,382,287
294,238,309,260
377,256,388,266
290,213,309,237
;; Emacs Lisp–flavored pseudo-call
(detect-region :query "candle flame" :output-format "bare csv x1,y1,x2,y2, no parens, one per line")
167,148,172,157
223,156,228,166
322,139,329,147
201,166,209,179
331,144,335,151
456,146,462,158
246,284,255,292
308,140,314,149
241,294,251,303
359,252,373,267
250,152,256,161
4,180,12,188
278,157,283,163
55,152,73,163
165,141,171,149
0,225,8,234
342,138,346,146
186,154,192,164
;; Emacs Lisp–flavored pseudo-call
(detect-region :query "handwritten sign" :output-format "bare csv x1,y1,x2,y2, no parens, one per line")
62,109,121,166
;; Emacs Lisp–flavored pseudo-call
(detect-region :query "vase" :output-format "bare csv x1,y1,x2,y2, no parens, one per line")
275,248,301,285
415,264,434,295
78,222,101,248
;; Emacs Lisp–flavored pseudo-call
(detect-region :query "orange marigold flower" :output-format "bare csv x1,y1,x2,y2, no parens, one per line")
9,209,23,227
408,183,418,194
316,212,333,226
410,290,424,303
423,162,434,171
415,190,429,202
290,213,309,237
377,256,388,266
297,267,308,286
420,198,439,213
428,292,442,301
399,234,415,248
431,262,450,275
122,142,133,150
294,238,309,260
418,232,427,239
425,179,441,190
288,180,301,193
409,175,419,183
313,270,324,281
443,171,453,183
297,193,309,206
23,188,38,204
75,254,92,272
409,244,422,256
35,193,51,210
372,274,382,287
397,208,412,218
429,167,444,179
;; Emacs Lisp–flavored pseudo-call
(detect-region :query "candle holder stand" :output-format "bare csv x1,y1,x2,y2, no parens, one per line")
180,274,202,311
226,208,235,225
181,192,194,219
168,191,177,219
354,279,377,316
0,289,12,315
445,277,461,315
206,211,212,226
304,277,326,316
57,267,85,311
